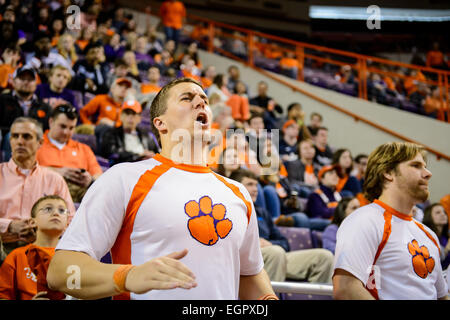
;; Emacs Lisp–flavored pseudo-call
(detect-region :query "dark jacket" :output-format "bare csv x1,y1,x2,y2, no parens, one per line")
0,92,51,136
100,126,160,165
71,60,110,94
284,159,320,187
255,205,290,252
306,184,341,219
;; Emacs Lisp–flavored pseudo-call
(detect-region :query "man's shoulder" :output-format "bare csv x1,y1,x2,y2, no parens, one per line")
340,203,384,229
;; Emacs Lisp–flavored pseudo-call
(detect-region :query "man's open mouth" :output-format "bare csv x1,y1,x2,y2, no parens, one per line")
195,112,209,126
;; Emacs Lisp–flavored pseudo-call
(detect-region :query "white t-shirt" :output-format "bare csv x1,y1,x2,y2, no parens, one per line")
334,200,448,300
56,154,263,300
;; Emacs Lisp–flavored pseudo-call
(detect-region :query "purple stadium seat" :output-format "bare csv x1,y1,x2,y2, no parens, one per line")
95,155,110,172
72,133,97,154
74,202,80,210
277,226,313,250
311,230,323,248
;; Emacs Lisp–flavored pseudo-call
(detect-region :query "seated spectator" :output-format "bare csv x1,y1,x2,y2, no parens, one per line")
134,35,154,71
147,31,164,57
334,65,356,87
103,32,125,63
226,65,247,93
36,105,102,203
305,165,342,231
278,120,300,162
0,195,69,300
226,80,250,124
154,49,177,78
141,66,162,94
249,81,283,130
423,203,450,270
179,58,201,82
312,126,333,167
106,58,141,92
307,111,323,134
426,42,446,69
53,33,78,70
423,86,449,120
279,51,299,79
24,31,73,83
231,169,334,283
100,99,159,165
332,148,362,197
79,78,132,143
285,102,312,141
0,44,21,90
404,69,426,97
177,42,202,69
0,66,52,157
284,139,320,198
322,197,360,254
200,65,216,90
0,117,74,255
72,41,109,95
207,73,232,103
122,50,140,80
74,26,94,54
36,65,78,110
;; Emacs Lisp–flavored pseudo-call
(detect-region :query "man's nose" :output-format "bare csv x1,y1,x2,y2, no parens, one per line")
192,94,205,109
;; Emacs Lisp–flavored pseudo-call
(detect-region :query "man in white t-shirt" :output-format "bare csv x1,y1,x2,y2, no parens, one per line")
47,77,276,300
333,142,448,300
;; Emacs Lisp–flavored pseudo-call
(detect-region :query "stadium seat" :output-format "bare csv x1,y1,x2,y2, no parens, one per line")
311,230,323,248
72,133,97,154
277,226,313,250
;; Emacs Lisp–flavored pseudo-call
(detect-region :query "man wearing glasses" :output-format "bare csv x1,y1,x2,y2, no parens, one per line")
36,105,103,203
0,195,69,300
0,117,75,256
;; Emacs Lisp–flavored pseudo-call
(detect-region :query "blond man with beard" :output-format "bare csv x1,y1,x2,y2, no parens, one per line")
333,142,448,300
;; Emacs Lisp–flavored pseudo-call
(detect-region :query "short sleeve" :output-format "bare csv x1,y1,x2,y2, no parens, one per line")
55,164,132,260
237,187,264,276
333,209,383,285
0,252,17,299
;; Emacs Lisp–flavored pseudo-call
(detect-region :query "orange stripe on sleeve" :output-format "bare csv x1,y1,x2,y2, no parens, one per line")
212,173,252,223
413,221,441,255
110,163,171,300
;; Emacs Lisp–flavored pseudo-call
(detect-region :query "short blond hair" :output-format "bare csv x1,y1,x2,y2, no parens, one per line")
363,142,427,202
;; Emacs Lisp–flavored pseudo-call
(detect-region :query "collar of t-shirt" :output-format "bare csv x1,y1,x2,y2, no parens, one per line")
49,136,67,150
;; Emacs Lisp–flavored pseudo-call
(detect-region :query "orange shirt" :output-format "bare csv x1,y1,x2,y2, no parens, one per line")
181,70,201,82
36,132,103,177
76,39,89,51
201,77,213,89
0,244,55,300
426,50,444,67
226,94,250,121
79,94,122,125
383,76,396,91
141,83,161,94
159,1,186,30
0,64,15,89
336,175,349,193
280,57,299,69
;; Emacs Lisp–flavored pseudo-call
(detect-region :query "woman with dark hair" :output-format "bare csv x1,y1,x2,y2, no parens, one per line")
322,197,360,254
207,74,232,103
331,148,361,197
423,203,450,270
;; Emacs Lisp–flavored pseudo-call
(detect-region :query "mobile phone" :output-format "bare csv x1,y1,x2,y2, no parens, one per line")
79,168,86,173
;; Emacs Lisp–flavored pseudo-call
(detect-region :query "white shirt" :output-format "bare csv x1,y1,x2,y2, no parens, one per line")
334,200,448,300
56,154,263,300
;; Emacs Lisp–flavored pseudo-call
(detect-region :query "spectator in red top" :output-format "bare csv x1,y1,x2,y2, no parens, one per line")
426,42,445,69
159,0,186,47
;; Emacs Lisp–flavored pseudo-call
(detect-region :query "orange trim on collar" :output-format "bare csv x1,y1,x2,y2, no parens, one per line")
153,154,211,173
373,199,412,221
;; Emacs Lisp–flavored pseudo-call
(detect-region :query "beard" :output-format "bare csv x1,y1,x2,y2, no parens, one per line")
405,183,429,203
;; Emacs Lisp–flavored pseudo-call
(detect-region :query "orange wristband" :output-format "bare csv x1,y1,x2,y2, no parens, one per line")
258,293,279,300
113,265,134,293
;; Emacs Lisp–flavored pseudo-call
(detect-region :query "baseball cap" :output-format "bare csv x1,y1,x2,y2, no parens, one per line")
282,119,297,132
115,77,132,88
13,66,37,80
318,165,337,180
121,99,142,114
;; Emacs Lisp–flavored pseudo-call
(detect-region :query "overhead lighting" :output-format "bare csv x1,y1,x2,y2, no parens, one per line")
309,6,450,22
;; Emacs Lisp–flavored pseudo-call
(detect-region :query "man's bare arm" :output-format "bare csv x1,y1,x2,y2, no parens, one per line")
239,269,276,300
47,249,197,300
333,269,375,300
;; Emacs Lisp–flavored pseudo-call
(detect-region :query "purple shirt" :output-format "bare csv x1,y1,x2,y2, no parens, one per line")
36,83,79,110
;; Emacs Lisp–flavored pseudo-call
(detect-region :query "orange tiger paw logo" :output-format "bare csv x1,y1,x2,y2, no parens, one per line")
185,196,233,246
408,239,435,279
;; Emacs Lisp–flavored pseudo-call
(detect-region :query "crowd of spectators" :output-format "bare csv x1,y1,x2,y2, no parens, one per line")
0,0,448,300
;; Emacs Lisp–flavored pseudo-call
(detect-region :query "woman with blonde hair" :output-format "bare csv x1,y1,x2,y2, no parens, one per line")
56,33,78,68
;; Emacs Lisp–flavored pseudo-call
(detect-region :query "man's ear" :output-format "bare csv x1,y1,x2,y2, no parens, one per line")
383,170,394,183
153,117,167,135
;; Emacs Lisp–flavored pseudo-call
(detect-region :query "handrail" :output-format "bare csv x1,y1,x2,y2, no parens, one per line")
271,281,333,296
212,47,450,162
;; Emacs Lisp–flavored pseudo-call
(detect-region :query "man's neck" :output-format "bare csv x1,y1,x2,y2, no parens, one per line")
15,91,33,101
34,230,60,248
284,135,297,145
160,142,209,167
13,156,36,170
301,157,313,166
378,190,416,216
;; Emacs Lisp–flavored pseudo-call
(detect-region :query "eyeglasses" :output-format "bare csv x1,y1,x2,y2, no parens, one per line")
39,206,69,215
55,105,77,118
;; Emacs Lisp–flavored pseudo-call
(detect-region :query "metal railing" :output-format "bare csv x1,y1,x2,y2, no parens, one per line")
271,281,333,296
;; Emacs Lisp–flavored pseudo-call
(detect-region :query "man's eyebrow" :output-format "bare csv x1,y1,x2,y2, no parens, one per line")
179,91,208,100
409,160,427,166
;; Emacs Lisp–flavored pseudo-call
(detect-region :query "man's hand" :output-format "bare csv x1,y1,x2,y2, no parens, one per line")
259,238,272,248
141,150,155,160
7,219,36,243
32,291,50,300
98,118,115,127
124,249,197,294
58,167,93,187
